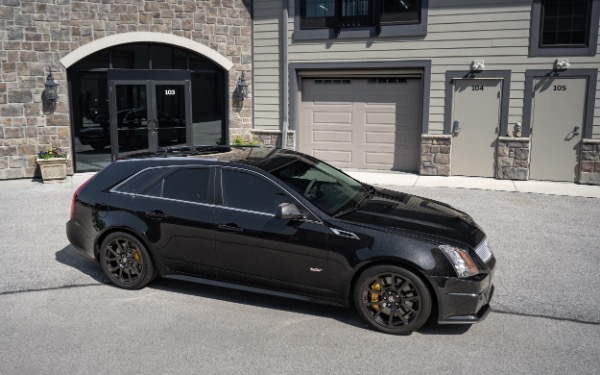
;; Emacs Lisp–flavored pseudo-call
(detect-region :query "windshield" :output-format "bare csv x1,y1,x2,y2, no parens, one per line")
270,157,371,216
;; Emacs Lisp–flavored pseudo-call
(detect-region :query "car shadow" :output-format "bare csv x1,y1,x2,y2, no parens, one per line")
55,245,110,284
56,244,473,336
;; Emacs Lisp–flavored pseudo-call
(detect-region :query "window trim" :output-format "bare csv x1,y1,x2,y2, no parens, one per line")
293,0,428,40
444,71,512,137
522,69,598,138
529,0,599,57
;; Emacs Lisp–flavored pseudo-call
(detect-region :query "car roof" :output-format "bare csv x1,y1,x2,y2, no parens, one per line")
117,146,317,174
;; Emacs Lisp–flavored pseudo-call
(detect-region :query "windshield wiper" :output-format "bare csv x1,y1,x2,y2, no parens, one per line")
333,186,375,218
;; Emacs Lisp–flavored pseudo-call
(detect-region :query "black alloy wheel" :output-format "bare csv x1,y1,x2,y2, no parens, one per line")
99,232,156,290
354,265,431,335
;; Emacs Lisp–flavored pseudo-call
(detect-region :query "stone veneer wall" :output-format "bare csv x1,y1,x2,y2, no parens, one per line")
495,137,530,180
252,130,295,149
420,134,451,176
0,0,251,180
580,139,600,185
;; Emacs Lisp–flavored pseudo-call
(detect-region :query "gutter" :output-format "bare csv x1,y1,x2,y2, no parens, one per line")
281,0,289,149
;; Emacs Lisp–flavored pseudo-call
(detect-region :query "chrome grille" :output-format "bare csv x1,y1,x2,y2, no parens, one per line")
475,239,493,263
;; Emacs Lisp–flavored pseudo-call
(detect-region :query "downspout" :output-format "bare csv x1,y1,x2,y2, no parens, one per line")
281,0,289,149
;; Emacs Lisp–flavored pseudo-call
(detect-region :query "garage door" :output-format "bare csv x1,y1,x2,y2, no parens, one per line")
298,77,422,171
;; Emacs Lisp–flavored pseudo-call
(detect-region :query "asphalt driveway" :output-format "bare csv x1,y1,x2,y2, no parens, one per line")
1,178,599,374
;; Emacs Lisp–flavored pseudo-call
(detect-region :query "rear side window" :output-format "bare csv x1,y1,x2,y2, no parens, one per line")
160,168,210,204
115,166,211,204
114,167,166,194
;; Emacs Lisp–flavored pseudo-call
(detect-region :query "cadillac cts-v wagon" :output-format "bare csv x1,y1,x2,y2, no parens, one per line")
67,146,495,334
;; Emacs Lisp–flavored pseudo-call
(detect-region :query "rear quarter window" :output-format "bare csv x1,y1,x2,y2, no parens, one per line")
113,167,167,194
114,166,211,204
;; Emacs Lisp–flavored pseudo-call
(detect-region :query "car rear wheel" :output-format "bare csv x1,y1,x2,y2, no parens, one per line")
354,265,431,335
90,142,106,150
99,232,156,290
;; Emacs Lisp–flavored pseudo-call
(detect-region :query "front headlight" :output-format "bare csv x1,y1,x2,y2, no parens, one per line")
439,245,479,278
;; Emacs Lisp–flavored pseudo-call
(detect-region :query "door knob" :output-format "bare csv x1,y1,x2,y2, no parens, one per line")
453,120,462,135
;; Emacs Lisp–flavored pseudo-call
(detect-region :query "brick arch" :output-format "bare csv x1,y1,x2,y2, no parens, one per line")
60,32,233,71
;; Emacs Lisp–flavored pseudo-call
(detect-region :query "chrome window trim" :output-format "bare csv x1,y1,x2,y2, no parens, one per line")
110,165,172,194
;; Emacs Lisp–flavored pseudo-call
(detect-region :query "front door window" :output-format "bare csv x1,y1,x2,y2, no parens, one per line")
156,84,187,149
110,80,191,159
114,84,150,155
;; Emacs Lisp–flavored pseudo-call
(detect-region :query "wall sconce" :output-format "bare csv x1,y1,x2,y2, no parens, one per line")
236,71,249,101
43,68,59,114
554,59,570,71
513,121,522,137
470,60,485,72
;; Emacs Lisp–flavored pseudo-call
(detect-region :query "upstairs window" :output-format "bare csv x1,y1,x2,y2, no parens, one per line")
298,0,426,38
541,0,591,46
530,0,599,56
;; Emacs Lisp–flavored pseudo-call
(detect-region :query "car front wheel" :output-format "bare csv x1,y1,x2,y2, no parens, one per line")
354,265,432,335
99,232,156,290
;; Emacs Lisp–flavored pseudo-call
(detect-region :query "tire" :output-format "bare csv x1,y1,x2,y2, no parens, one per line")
354,265,432,335
90,142,106,150
99,232,156,290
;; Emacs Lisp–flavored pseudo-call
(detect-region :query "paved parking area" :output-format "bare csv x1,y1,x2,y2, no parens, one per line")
1,174,599,374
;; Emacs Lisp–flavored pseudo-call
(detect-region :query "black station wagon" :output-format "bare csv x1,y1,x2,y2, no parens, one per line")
67,146,495,334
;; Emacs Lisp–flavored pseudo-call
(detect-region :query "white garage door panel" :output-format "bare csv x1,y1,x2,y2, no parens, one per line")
299,78,422,171
313,130,352,142
365,112,396,125
365,132,395,144
312,112,352,124
365,152,394,165
313,150,352,163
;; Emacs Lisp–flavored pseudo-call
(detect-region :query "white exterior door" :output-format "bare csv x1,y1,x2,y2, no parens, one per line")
299,77,422,171
451,79,502,178
529,77,587,182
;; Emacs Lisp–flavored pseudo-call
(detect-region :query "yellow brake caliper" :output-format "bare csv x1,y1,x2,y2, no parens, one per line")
370,281,381,311
132,245,142,263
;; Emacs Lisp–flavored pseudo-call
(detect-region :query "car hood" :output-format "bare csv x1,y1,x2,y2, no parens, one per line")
340,188,485,248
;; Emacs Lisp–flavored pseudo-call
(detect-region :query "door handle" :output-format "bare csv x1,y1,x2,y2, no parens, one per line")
145,210,167,219
573,126,581,136
218,224,243,233
453,120,461,135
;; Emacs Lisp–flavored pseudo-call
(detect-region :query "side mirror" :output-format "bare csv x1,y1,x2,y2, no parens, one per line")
276,202,306,220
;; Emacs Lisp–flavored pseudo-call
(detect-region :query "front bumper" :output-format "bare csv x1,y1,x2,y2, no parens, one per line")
430,264,495,324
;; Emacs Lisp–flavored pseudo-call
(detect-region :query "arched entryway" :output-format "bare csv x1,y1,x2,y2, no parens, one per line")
62,34,232,172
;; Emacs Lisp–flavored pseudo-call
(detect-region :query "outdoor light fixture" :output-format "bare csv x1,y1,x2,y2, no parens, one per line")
470,60,485,72
236,71,249,101
554,59,570,71
44,68,59,102
43,68,59,114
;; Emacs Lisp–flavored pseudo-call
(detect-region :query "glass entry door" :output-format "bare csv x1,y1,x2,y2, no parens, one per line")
109,80,191,159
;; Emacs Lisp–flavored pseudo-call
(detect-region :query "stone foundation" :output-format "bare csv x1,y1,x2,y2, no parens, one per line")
580,139,600,185
420,134,451,176
496,137,530,180
252,130,295,149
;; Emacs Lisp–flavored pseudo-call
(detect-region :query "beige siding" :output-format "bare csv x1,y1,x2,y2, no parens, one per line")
253,0,600,136
253,0,283,131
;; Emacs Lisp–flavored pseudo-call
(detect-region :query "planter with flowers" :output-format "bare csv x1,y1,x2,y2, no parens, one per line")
36,147,69,183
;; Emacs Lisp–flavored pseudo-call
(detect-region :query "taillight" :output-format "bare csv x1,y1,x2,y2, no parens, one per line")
70,177,91,219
